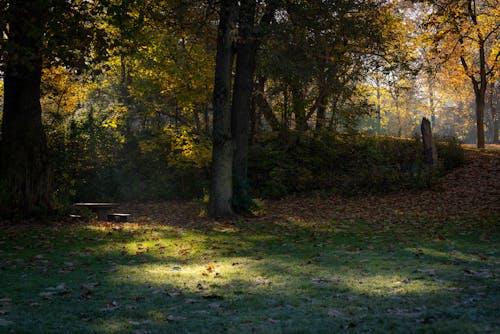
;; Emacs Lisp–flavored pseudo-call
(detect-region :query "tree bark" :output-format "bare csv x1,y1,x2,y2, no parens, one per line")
208,0,237,218
315,93,328,130
292,87,308,131
459,3,488,149
231,0,256,214
489,81,499,144
0,0,52,218
376,77,381,134
254,78,280,132
421,117,437,166
475,88,486,148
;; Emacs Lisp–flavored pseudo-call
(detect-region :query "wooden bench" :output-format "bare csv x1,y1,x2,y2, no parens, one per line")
74,202,120,221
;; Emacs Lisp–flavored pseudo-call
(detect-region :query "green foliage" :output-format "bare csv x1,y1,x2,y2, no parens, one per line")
47,108,465,206
436,136,466,172
47,110,209,210
249,132,465,198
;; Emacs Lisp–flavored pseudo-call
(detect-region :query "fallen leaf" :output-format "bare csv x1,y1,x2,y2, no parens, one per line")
101,301,119,312
201,294,224,300
166,315,186,321
0,318,13,326
163,288,183,297
327,308,345,318
311,278,331,285
208,303,221,308
81,282,100,292
417,269,437,276
184,298,200,304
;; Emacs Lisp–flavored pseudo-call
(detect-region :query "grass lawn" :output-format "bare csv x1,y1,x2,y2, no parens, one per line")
1,214,498,333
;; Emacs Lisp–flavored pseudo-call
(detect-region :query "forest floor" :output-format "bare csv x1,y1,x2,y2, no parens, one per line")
0,148,499,333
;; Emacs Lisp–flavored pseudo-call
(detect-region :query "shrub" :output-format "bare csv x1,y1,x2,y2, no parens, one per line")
436,136,465,171
248,132,465,198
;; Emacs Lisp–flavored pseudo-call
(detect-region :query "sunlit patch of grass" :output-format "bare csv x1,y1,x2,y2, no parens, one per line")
407,247,496,263
1,216,499,333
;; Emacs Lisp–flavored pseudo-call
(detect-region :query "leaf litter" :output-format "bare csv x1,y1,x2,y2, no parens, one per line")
0,149,498,332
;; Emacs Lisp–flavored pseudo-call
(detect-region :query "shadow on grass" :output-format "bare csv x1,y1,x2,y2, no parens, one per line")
0,217,499,333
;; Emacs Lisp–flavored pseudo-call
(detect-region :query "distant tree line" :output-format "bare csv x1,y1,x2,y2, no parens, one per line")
0,0,496,219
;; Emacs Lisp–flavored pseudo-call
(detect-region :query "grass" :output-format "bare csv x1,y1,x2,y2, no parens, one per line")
1,215,499,333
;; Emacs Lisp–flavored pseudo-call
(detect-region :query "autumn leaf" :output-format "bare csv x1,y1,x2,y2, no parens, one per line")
327,308,346,318
0,319,14,326
201,294,224,300
101,301,119,312
166,315,186,321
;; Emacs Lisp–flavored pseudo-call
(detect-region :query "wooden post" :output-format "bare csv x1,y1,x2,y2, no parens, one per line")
421,117,437,166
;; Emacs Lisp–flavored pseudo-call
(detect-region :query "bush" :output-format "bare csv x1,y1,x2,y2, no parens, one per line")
248,132,465,198
436,136,465,171
49,117,209,209
49,116,465,207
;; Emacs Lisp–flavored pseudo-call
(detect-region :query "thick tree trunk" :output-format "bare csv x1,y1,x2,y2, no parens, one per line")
421,117,437,166
208,0,237,218
231,0,256,214
0,0,52,218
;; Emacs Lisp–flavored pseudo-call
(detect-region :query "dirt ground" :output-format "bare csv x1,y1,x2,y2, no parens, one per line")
125,148,500,227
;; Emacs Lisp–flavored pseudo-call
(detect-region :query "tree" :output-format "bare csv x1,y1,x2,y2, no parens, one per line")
488,78,499,143
208,0,238,218
0,0,106,218
209,0,279,217
0,0,50,218
231,0,257,214
256,0,408,133
424,0,500,148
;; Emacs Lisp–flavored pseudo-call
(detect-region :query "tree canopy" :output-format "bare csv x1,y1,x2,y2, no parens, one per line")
0,0,498,218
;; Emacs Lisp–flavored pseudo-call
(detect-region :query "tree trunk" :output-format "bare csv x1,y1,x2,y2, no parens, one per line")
231,0,256,214
489,81,499,144
0,0,52,218
328,96,340,131
249,94,260,143
315,94,328,130
254,78,280,132
459,10,487,149
292,87,308,131
476,91,486,148
421,117,437,166
208,0,237,218
493,117,500,144
376,77,381,134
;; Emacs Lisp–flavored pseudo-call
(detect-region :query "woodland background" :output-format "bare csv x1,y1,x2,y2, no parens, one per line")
0,0,498,218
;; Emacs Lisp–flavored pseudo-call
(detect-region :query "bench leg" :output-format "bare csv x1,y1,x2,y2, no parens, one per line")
96,209,109,221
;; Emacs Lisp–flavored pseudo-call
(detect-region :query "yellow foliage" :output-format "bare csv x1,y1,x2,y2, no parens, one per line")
165,126,211,169
41,66,87,115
